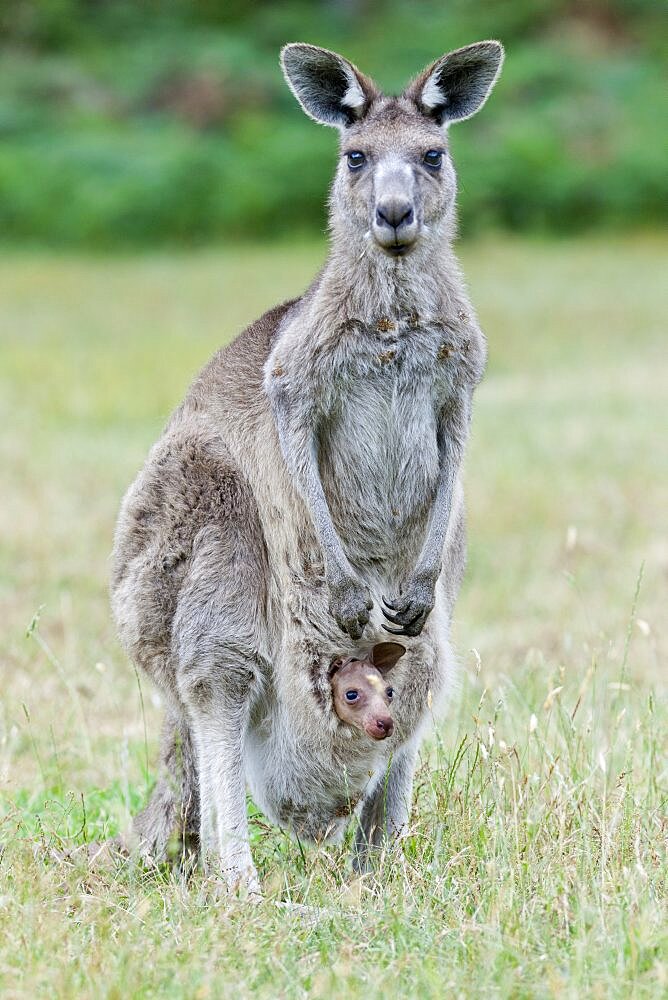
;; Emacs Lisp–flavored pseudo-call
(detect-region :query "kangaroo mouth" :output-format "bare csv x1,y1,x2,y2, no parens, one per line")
374,237,417,258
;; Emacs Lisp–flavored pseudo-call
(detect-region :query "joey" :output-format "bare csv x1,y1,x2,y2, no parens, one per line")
329,642,406,740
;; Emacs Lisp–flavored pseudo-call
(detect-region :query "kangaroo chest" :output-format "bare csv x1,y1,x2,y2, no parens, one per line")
317,315,467,569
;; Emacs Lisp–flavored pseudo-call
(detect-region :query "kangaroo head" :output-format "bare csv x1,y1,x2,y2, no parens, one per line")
281,41,503,258
329,641,406,740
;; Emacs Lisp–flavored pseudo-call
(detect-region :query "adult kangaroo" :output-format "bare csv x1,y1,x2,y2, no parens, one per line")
111,40,504,895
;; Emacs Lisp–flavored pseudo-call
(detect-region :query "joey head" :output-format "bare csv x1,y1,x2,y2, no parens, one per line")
329,642,406,740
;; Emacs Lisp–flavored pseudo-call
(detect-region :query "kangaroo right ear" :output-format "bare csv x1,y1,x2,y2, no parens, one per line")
404,40,504,125
281,44,378,128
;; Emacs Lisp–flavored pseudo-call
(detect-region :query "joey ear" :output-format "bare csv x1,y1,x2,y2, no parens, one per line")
281,43,378,128
404,40,503,125
328,655,346,678
369,642,406,674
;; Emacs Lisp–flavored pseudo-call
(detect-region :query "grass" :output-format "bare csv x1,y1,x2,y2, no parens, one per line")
0,235,666,998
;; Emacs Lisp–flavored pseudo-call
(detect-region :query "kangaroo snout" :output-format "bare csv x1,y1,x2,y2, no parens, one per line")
371,160,420,255
375,199,414,231
365,716,394,740
373,195,419,255
372,198,419,255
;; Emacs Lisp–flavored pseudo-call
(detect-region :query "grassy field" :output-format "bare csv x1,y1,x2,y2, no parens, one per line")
0,236,666,998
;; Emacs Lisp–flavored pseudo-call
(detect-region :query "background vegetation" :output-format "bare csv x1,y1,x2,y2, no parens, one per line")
1,0,666,246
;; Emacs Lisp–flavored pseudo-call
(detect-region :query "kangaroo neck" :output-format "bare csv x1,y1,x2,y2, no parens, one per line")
308,224,463,325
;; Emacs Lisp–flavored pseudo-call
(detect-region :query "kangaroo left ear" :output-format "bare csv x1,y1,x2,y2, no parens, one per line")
328,655,346,678
404,40,504,125
369,642,406,674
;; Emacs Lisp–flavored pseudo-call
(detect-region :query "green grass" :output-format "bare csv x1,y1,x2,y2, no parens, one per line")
0,236,666,998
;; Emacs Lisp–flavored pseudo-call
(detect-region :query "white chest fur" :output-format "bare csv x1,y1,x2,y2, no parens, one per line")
315,315,468,572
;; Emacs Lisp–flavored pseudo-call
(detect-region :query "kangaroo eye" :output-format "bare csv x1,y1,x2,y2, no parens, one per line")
386,687,394,699
423,150,443,169
345,690,359,702
347,151,366,170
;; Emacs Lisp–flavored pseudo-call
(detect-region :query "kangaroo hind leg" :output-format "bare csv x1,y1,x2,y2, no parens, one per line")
174,509,268,896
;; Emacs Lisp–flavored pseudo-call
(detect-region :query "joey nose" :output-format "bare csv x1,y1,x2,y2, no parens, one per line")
376,717,394,737
375,201,414,232
364,716,394,740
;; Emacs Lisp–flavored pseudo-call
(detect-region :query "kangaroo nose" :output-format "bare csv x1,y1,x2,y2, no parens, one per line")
376,717,394,737
375,200,414,231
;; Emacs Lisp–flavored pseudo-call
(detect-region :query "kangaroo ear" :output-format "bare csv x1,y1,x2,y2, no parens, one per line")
328,655,346,678
281,43,378,128
369,642,406,674
404,40,503,125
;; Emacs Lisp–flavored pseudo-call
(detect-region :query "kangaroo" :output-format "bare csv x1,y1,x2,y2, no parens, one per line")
329,642,405,740
110,40,503,895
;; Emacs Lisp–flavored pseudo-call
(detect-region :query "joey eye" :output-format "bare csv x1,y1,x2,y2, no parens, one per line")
423,150,443,169
347,151,366,170
345,690,359,702
386,687,394,699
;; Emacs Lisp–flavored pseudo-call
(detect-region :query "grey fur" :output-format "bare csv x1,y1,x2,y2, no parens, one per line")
110,41,502,892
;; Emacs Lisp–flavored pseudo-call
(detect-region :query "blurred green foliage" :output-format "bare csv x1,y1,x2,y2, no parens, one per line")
0,0,665,246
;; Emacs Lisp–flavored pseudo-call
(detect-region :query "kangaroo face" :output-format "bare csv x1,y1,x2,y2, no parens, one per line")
330,658,395,740
281,41,503,258
329,642,406,741
336,106,456,257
